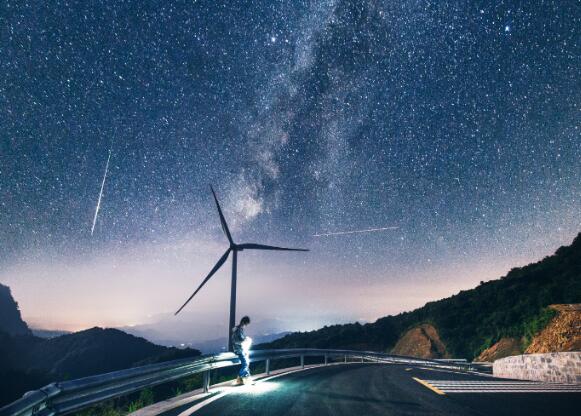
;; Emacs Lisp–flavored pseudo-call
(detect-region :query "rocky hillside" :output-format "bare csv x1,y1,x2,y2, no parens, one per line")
475,338,522,362
391,324,448,359
475,304,581,361
526,304,581,353
0,283,31,336
262,232,581,360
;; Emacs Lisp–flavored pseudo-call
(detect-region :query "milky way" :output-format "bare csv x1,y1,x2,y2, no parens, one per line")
0,1,579,333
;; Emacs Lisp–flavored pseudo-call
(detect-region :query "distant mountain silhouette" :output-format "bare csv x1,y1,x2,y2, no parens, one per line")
189,331,292,353
0,298,201,407
31,328,71,339
262,232,581,360
0,283,31,336
19,327,200,378
118,314,294,350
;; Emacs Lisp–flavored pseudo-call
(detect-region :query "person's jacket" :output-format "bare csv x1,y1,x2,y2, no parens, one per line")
231,325,246,353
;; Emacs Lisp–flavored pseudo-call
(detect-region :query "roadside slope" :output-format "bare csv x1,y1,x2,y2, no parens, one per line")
526,304,581,353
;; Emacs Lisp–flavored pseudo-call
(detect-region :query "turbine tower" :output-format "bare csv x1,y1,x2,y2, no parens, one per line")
175,186,308,351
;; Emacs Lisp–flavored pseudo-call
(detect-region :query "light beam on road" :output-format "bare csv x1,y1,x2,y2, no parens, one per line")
232,381,281,395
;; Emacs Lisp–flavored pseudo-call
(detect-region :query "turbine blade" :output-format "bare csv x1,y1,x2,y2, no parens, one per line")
210,186,234,245
175,248,231,315
238,243,309,252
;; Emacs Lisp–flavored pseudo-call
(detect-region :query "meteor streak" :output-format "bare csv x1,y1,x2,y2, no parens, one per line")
313,226,398,237
91,150,111,236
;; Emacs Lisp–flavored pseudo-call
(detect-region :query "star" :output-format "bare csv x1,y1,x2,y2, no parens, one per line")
0,0,578,336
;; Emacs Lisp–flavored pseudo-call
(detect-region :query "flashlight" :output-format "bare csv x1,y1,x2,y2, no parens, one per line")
242,336,253,353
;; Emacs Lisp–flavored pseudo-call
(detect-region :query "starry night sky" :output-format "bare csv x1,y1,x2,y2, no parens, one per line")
1,1,579,337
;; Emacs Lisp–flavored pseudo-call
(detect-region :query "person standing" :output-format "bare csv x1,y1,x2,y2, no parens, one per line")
232,315,253,385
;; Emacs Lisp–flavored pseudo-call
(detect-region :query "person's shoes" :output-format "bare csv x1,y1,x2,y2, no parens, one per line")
242,376,255,385
233,376,244,386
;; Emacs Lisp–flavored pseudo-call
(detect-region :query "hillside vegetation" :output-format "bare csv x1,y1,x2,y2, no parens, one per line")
263,232,581,359
525,304,581,353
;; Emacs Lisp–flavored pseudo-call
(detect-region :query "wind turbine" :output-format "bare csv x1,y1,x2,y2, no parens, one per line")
175,186,308,351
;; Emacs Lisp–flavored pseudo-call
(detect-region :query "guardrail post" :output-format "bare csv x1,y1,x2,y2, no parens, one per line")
203,370,210,393
361,356,364,363
266,358,271,375
301,355,305,369
344,355,347,364
324,354,328,366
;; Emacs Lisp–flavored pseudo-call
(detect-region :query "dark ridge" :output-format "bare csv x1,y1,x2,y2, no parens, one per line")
0,283,32,336
0,326,201,407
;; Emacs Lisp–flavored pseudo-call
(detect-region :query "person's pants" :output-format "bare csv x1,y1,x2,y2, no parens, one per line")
237,351,251,377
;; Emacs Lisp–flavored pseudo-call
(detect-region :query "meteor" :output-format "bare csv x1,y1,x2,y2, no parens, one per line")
91,150,111,236
313,226,398,237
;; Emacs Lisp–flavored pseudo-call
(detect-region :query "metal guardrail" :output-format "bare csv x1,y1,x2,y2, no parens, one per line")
0,349,471,416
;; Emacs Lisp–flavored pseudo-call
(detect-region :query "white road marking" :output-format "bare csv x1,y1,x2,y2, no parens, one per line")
424,380,581,394
415,366,497,379
413,377,445,395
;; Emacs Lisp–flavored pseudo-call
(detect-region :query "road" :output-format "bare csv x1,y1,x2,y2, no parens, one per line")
157,363,581,416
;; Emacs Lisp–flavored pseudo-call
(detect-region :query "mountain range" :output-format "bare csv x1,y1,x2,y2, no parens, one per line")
118,317,292,353
261,232,581,360
0,283,201,407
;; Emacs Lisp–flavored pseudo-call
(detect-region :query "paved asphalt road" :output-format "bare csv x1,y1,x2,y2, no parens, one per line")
165,363,581,416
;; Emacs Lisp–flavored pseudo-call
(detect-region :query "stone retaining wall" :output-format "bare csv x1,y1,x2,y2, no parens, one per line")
493,352,581,384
